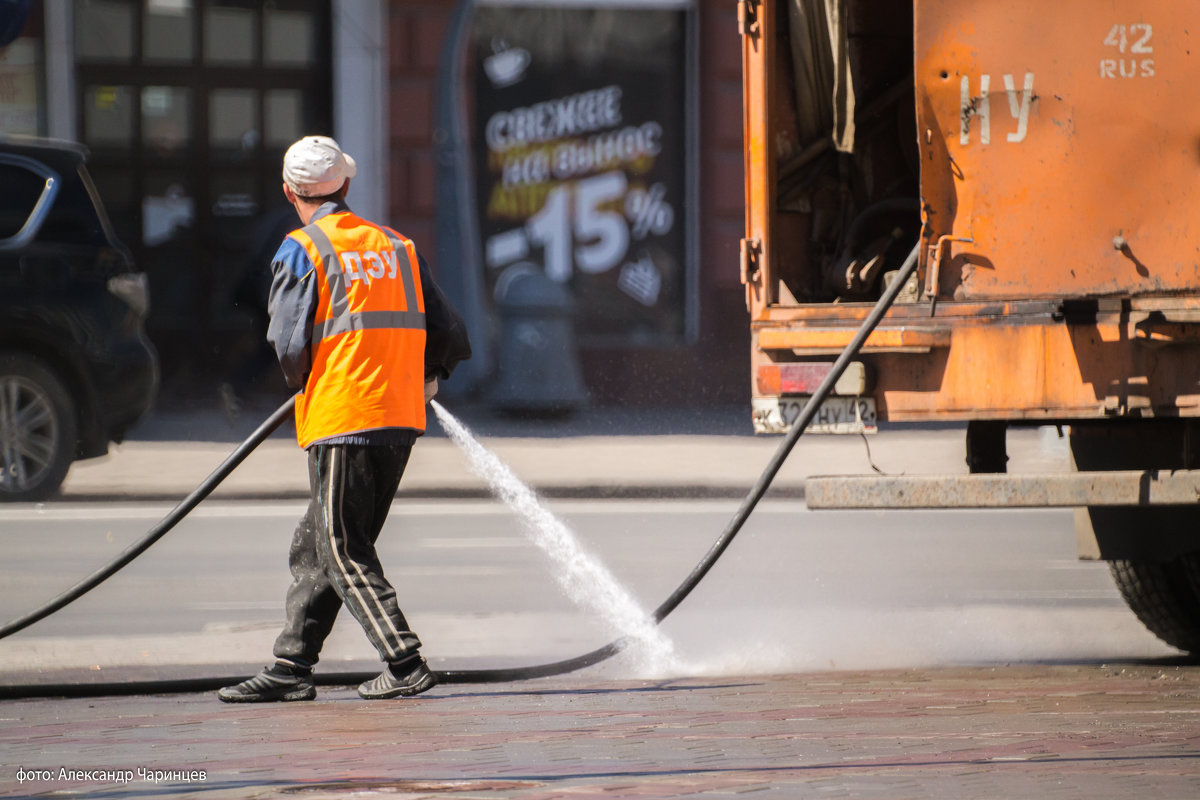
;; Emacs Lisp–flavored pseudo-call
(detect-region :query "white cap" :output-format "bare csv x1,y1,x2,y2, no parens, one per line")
282,135,357,197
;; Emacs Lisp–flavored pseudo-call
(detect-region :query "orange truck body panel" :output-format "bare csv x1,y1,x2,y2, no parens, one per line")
916,1,1200,300
744,0,1200,426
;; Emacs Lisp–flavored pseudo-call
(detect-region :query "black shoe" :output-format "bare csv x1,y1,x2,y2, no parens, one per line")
358,656,438,699
217,666,315,703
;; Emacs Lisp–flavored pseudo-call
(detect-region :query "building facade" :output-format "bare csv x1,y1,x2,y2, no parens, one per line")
3,0,747,407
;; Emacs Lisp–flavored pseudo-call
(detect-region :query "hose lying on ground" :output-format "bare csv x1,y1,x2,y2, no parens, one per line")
0,243,920,697
0,399,296,642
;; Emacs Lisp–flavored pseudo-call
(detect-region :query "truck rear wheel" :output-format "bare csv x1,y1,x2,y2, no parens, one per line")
1108,556,1200,655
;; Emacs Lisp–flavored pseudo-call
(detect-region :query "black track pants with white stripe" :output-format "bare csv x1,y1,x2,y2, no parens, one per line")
273,442,422,667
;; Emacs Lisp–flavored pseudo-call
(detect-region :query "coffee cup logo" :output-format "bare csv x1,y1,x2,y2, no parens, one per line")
484,39,531,88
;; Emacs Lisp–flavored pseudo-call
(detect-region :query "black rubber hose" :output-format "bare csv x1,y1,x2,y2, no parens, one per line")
0,243,919,694
0,398,297,640
436,241,921,684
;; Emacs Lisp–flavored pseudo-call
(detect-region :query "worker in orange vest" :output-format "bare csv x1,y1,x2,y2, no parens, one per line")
219,136,471,702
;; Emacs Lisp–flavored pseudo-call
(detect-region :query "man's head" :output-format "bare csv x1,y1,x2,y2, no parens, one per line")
282,136,356,213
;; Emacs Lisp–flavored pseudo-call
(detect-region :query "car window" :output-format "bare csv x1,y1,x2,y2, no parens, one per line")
0,163,44,239
38,166,109,246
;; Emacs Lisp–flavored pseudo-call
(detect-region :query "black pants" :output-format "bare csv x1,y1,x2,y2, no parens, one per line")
272,442,422,668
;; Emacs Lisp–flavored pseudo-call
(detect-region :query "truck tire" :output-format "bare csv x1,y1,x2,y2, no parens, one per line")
1184,553,1200,611
1108,557,1200,655
0,352,77,502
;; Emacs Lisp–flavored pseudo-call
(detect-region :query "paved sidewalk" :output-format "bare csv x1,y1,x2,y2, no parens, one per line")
3,664,1199,799
55,398,1071,501
9,398,1143,800
5,402,1196,799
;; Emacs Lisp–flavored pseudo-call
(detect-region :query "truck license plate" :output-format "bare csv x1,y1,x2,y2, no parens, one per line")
752,396,878,434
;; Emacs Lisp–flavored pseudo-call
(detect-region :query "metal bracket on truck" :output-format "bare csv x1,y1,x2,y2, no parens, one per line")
805,470,1200,510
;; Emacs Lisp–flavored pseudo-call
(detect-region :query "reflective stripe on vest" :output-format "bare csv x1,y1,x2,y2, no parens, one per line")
302,223,426,340
290,212,428,448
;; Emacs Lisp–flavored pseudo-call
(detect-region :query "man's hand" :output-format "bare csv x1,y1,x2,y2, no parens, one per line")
424,378,438,404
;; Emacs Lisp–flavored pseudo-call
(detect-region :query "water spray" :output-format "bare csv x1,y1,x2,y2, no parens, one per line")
0,244,920,697
432,402,680,675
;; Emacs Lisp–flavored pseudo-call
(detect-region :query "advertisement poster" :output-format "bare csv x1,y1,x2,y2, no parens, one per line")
472,2,692,343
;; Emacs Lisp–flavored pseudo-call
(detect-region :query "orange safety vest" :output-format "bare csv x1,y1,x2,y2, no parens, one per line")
286,211,427,448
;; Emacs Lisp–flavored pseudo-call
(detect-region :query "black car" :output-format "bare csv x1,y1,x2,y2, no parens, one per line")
0,136,159,501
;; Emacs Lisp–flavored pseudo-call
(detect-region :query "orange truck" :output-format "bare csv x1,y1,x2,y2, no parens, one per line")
740,0,1200,652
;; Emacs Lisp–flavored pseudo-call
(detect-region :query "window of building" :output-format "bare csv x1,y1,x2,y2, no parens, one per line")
74,0,332,371
0,0,46,135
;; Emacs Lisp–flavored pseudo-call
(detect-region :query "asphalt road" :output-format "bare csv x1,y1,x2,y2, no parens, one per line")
0,498,1177,679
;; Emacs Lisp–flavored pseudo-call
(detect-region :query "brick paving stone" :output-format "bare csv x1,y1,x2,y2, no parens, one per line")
1,665,1199,799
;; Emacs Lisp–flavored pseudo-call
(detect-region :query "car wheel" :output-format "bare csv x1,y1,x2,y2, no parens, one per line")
0,353,77,502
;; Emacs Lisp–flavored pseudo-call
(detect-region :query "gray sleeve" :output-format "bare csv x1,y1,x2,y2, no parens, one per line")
266,245,318,390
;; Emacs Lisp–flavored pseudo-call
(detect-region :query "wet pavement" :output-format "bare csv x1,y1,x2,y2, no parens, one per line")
5,401,1199,798
3,664,1200,799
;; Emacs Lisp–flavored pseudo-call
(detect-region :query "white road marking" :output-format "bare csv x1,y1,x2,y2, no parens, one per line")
417,537,528,549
